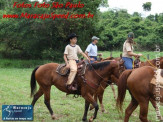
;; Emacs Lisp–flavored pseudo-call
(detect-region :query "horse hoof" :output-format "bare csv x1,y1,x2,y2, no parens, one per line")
82,118,87,122
51,114,56,120
101,109,105,113
89,116,94,122
89,106,94,111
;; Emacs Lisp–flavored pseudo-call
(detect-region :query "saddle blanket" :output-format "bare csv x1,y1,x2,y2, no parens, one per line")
151,69,163,88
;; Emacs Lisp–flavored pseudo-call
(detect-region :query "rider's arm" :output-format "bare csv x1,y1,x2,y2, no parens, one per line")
127,51,142,57
81,52,90,60
127,51,138,57
85,44,91,57
64,54,68,65
85,51,89,57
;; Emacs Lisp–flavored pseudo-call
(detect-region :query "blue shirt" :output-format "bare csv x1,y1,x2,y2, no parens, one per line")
85,43,97,57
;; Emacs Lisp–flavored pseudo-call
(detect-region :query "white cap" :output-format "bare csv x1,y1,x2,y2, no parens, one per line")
92,36,100,41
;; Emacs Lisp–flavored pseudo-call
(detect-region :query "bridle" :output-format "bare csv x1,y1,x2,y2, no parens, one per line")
86,60,125,90
133,56,158,69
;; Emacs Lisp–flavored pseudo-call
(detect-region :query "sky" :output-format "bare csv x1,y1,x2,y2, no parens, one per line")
35,0,163,16
100,0,163,16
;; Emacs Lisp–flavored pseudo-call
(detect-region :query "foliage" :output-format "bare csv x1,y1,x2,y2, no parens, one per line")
143,2,152,11
0,0,162,61
0,0,107,60
96,10,163,51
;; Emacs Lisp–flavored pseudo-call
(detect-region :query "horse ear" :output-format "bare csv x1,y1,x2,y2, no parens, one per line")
110,57,114,60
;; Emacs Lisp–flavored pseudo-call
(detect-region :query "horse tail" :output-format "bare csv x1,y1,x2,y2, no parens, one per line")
30,66,40,97
116,70,132,111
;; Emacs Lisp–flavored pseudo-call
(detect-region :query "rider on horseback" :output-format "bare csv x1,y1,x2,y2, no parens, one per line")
122,32,142,69
85,36,102,63
64,33,90,91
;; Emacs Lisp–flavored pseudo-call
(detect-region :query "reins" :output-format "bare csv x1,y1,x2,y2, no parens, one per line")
141,55,158,69
87,60,119,90
133,55,158,69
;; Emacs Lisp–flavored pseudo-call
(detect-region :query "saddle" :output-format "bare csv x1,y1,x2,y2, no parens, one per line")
151,69,163,88
56,60,88,76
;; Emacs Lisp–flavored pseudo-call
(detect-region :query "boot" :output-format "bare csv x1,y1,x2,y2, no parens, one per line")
67,84,77,91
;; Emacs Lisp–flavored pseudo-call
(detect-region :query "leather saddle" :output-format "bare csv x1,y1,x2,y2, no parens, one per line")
161,69,163,77
56,60,89,76
151,69,163,88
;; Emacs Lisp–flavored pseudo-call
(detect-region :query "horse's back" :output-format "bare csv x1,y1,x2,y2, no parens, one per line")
127,66,155,94
35,63,59,85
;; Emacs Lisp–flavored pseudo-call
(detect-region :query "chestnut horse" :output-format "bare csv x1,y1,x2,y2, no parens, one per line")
90,57,122,112
30,60,124,121
91,56,163,112
133,56,163,69
117,66,163,122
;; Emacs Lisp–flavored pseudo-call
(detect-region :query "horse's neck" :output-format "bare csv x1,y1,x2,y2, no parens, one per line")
140,61,145,66
96,65,112,79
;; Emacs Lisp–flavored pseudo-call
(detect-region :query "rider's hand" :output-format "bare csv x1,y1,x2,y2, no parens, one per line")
98,53,103,56
66,64,70,69
87,57,90,63
137,53,143,57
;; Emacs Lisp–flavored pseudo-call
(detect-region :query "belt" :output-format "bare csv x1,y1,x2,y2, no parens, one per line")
89,56,97,58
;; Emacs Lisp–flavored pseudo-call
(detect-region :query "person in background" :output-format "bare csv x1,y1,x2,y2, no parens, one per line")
64,33,90,91
85,36,102,63
122,32,142,69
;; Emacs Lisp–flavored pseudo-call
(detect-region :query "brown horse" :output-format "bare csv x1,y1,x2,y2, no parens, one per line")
30,60,124,121
117,66,163,122
134,57,163,69
90,57,122,112
91,56,163,112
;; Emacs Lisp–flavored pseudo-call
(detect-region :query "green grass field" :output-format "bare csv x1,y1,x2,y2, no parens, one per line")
0,51,163,122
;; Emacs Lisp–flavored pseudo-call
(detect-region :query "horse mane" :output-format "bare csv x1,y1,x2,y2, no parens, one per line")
88,61,111,71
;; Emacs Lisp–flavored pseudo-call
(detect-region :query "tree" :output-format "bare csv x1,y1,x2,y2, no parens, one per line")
0,0,108,60
143,2,152,11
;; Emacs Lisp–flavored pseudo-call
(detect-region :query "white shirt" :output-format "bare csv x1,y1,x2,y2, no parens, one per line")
85,43,97,57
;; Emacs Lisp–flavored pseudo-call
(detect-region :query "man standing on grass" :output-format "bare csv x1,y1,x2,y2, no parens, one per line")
64,33,90,91
85,36,102,63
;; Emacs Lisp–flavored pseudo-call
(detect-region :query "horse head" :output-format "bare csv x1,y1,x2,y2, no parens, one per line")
134,56,141,69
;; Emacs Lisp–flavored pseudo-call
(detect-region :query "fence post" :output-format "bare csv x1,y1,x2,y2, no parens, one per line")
110,52,112,57
147,54,150,60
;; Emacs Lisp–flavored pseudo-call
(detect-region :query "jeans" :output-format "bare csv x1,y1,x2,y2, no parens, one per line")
122,57,133,69
89,56,97,63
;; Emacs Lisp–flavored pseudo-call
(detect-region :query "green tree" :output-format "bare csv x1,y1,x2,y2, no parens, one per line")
143,2,152,11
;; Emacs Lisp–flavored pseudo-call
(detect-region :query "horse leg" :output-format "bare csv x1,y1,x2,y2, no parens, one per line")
31,87,43,106
90,94,97,110
110,85,116,100
82,100,90,121
139,100,149,122
124,98,138,122
150,98,163,121
98,89,105,112
83,93,99,122
43,86,56,120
